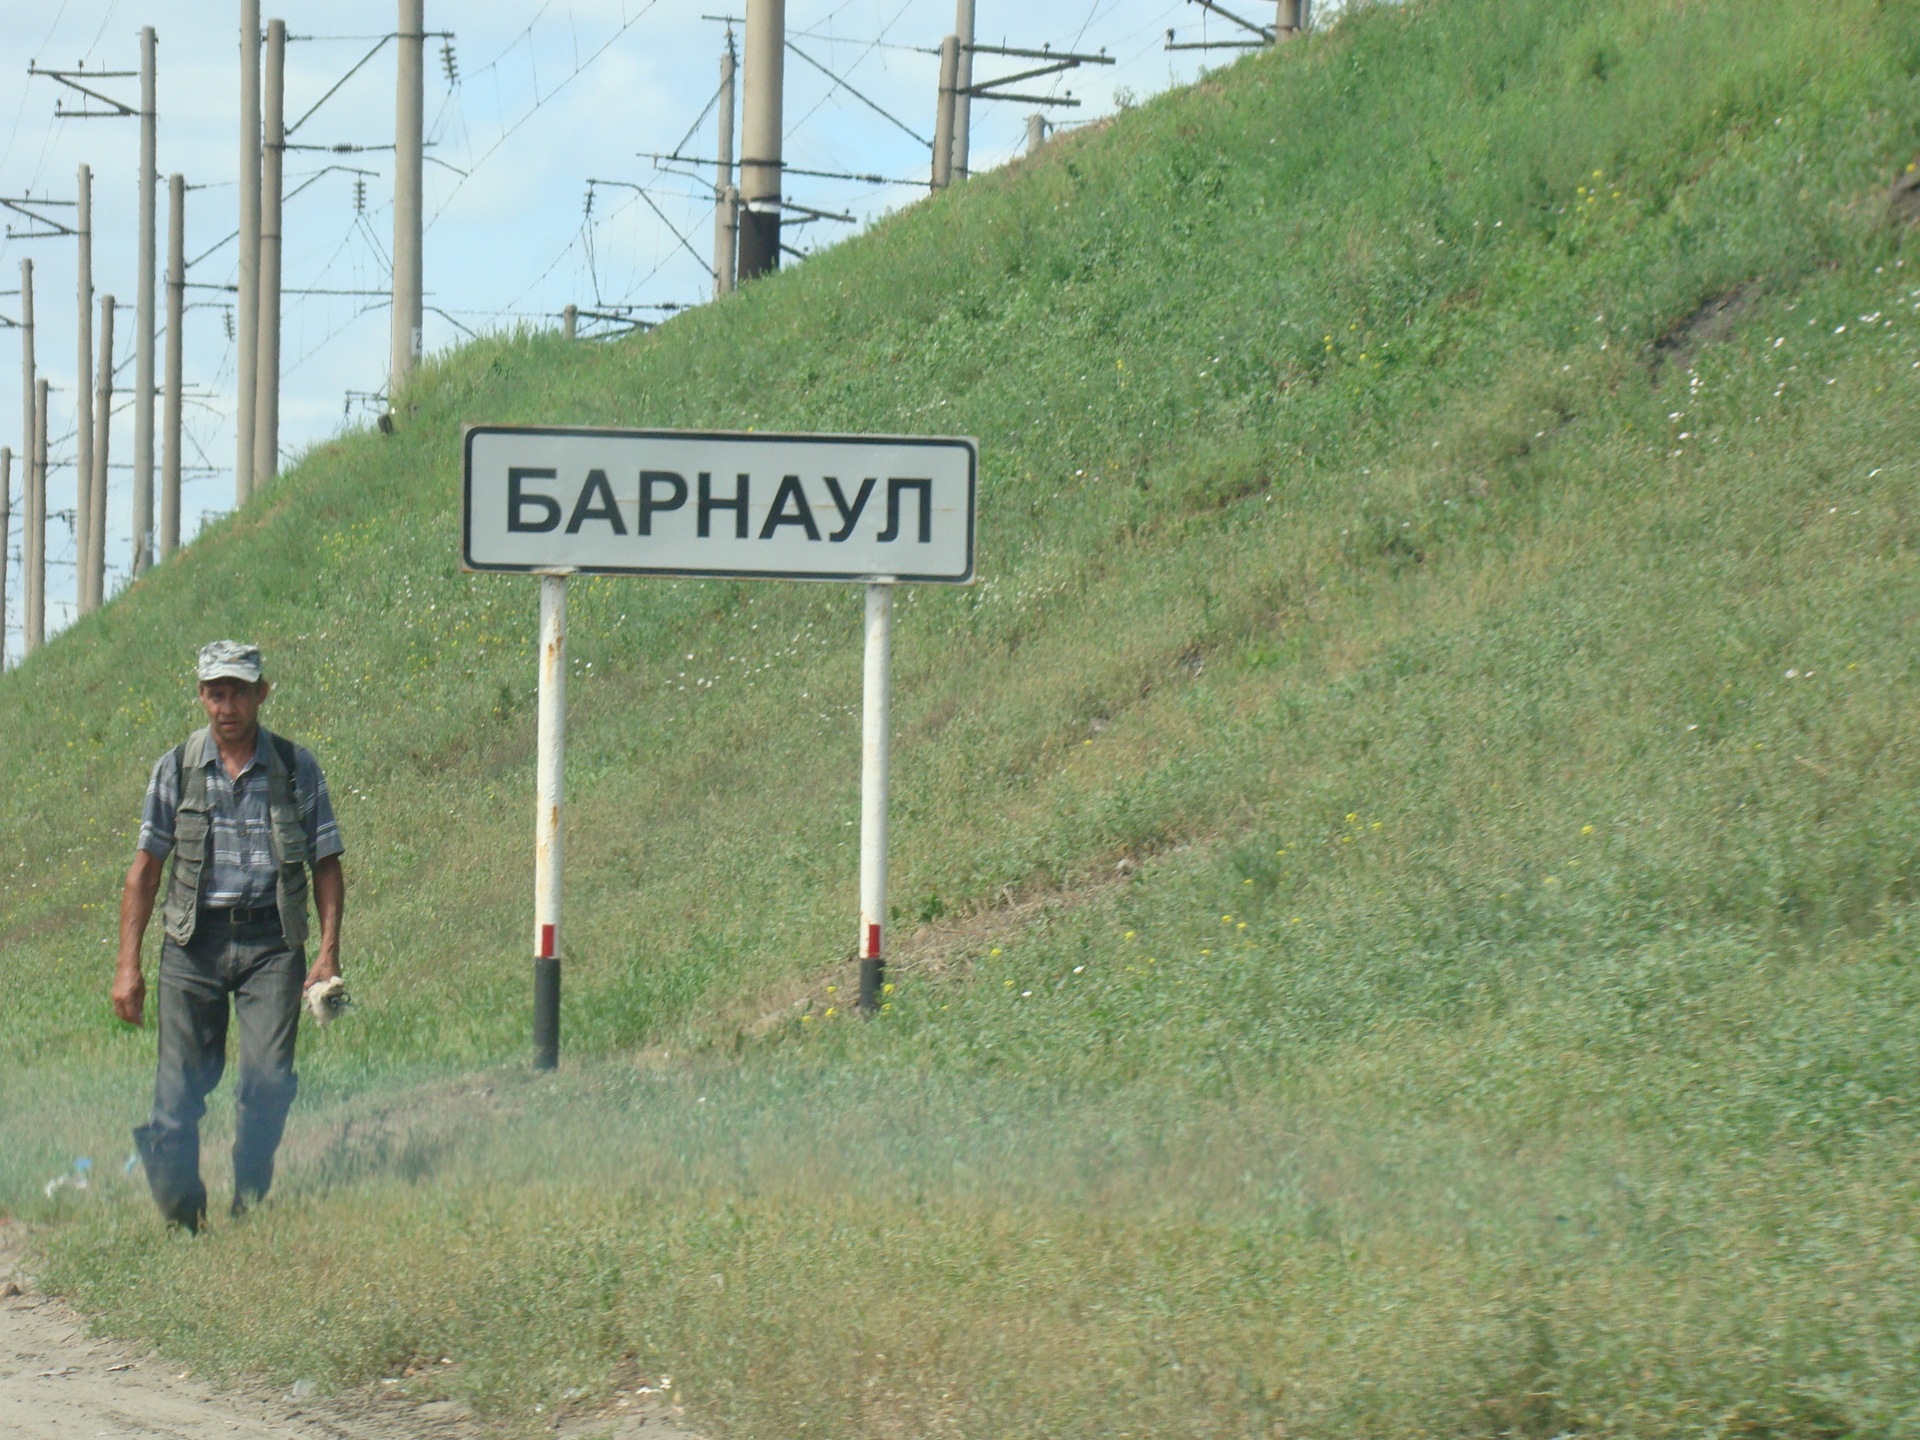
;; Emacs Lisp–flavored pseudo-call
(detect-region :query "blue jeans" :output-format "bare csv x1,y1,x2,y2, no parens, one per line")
132,914,303,1229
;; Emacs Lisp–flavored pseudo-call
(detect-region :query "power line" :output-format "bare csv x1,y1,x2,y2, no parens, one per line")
0,0,74,182
1053,0,1117,101
287,37,394,138
504,210,591,314
586,178,708,287
84,0,127,62
671,80,726,162
783,0,919,140
471,1,556,79
787,27,932,56
784,37,931,148
427,0,666,231
640,151,920,188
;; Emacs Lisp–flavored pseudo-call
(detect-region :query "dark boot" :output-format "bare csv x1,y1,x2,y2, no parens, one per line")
133,1120,209,1233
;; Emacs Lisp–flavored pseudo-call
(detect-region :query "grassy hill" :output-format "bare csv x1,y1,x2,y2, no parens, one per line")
4,0,1920,1433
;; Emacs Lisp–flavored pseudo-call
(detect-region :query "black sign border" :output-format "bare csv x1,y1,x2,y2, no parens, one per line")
461,423,978,585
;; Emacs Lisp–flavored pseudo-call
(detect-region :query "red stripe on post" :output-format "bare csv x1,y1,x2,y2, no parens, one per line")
866,922,881,960
539,923,556,959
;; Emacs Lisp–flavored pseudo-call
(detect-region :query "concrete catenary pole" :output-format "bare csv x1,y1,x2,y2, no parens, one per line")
532,570,568,1070
255,18,285,488
391,0,425,400
75,163,94,611
931,36,959,191
89,294,114,611
1276,0,1303,37
736,0,784,283
17,257,31,570
27,380,47,651
237,0,261,505
1027,112,1047,153
133,26,157,577
562,303,576,340
723,185,740,289
12,256,28,662
952,0,975,181
162,174,184,559
712,35,736,298
857,581,894,1011
1,447,10,665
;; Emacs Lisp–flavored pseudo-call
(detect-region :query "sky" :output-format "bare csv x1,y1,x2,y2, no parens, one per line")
0,0,1324,664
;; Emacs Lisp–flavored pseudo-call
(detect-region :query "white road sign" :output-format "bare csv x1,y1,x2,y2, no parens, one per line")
462,425,977,583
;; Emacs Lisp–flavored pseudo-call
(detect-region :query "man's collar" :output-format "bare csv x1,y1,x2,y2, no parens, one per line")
203,726,268,774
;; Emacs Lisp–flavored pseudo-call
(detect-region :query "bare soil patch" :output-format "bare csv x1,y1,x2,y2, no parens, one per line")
1649,282,1757,377
0,1219,697,1440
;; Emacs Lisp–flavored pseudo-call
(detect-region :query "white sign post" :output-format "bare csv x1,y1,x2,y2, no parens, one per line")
531,568,567,1070
859,582,893,1012
463,425,978,1066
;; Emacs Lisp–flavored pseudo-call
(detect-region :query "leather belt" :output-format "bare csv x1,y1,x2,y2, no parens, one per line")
202,904,281,927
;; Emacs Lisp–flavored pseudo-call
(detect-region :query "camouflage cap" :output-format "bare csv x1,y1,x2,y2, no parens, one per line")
196,640,264,684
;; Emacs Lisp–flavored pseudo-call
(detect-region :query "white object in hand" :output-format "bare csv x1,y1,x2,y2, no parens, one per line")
303,975,350,1026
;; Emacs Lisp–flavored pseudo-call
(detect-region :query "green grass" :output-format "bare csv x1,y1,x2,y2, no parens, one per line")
4,0,1920,1433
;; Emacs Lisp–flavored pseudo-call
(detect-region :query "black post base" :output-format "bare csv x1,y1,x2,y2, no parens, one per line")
858,956,883,1013
532,956,561,1070
736,208,781,283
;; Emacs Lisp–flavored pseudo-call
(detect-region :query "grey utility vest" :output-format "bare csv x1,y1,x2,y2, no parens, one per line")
160,726,311,948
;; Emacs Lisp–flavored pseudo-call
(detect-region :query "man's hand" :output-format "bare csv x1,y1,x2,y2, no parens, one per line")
307,855,345,993
111,963,147,1027
303,951,341,991
114,851,164,1028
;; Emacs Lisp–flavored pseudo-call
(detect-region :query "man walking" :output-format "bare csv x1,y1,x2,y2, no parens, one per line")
112,641,345,1232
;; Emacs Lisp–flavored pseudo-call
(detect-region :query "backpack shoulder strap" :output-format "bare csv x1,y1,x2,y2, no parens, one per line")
263,728,301,810
177,728,214,811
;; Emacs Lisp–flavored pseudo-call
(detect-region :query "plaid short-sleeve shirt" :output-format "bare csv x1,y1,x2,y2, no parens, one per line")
137,727,344,908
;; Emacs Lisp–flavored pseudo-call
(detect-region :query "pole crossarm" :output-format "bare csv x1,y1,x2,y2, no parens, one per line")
966,61,1078,93
640,151,919,187
1,196,77,239
570,299,696,313
187,231,240,270
29,65,139,117
968,90,1084,107
587,178,713,275
426,304,476,338
965,42,1114,63
286,35,392,138
783,40,932,148
285,163,381,204
1180,0,1274,41
565,305,677,336
286,31,451,41
1165,37,1267,50
961,41,1113,107
186,282,395,296
776,198,857,224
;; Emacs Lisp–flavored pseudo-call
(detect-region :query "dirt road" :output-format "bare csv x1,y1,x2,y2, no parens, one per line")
0,1221,692,1439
